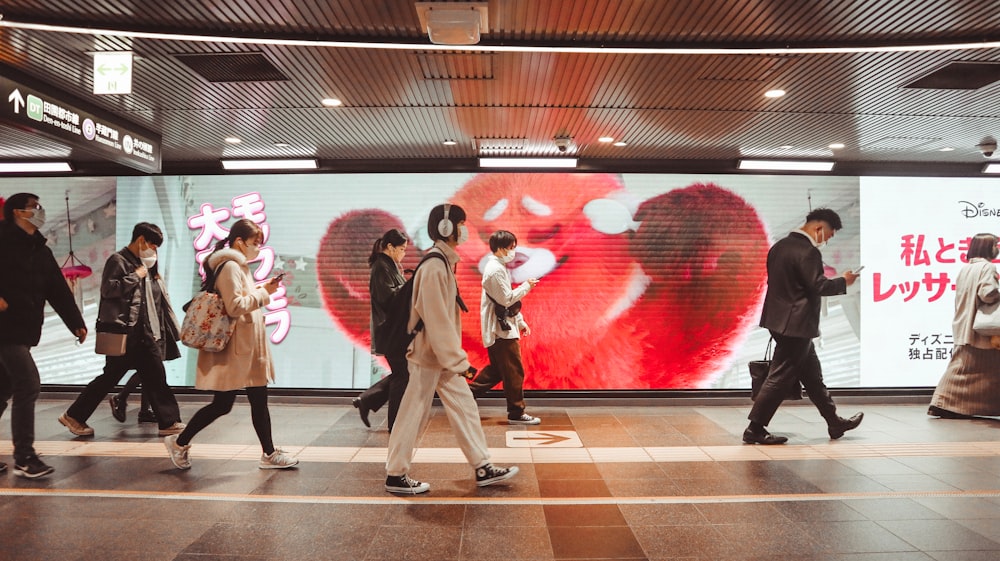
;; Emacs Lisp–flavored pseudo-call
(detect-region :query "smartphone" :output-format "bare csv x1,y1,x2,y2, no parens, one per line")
853,265,865,273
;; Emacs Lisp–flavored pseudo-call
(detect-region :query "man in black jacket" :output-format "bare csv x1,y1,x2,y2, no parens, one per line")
59,222,185,438
744,208,863,445
0,193,88,478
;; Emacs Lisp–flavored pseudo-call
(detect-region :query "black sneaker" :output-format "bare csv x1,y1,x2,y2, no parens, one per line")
13,455,54,479
108,394,127,423
137,408,158,424
475,463,519,487
385,474,430,494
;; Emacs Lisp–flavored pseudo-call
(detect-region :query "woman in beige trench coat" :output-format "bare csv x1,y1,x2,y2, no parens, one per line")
929,232,1000,418
164,219,298,470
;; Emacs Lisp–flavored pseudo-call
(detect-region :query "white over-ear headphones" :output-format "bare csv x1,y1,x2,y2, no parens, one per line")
437,203,454,238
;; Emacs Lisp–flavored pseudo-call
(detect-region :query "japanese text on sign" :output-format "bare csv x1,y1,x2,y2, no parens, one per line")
187,192,291,344
873,234,995,303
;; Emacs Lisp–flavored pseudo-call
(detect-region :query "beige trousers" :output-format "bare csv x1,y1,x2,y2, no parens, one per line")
385,361,490,476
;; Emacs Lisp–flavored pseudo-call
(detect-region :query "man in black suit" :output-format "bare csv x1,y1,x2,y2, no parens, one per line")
744,208,863,445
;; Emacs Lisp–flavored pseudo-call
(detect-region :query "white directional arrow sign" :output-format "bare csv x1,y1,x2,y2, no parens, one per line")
505,430,582,448
8,89,24,113
93,52,133,95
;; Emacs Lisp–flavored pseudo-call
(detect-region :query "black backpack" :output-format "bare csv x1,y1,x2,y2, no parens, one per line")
373,251,447,358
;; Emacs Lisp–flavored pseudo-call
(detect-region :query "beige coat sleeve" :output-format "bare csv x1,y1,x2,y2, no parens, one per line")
215,261,270,318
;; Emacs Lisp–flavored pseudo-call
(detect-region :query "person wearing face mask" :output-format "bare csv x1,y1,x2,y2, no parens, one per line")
385,204,519,494
164,218,297,470
354,228,411,431
468,230,540,424
60,222,186,438
744,208,863,445
928,233,1000,419
0,193,88,478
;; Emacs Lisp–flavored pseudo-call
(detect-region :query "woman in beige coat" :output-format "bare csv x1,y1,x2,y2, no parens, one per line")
929,232,1000,418
164,219,298,470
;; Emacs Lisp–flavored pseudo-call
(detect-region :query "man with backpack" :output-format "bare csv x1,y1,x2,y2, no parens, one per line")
468,230,540,424
384,203,519,494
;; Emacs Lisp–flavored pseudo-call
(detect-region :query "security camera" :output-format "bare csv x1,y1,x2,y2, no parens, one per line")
977,137,997,158
553,135,572,153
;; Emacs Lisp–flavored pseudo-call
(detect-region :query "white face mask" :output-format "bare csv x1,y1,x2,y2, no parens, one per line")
21,207,46,230
456,224,469,245
139,247,157,269
242,241,261,261
816,228,827,249
500,248,516,264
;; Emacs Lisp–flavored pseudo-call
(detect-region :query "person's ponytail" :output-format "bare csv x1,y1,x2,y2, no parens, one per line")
367,239,385,266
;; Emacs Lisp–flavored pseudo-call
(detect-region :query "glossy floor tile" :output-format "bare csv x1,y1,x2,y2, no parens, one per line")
1,398,1000,560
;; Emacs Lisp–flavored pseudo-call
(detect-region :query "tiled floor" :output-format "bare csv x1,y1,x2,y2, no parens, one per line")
3,396,1000,560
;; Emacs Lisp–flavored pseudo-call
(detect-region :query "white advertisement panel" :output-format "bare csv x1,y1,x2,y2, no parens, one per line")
860,176,1000,386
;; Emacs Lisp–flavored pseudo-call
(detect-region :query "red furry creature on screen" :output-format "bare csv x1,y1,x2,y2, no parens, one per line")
316,173,769,389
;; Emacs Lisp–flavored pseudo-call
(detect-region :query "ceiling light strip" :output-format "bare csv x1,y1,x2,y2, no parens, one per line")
0,161,73,173
221,159,318,170
2,20,1000,55
738,159,835,172
479,158,577,168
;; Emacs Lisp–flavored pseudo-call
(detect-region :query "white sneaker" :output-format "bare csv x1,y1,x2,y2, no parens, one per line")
259,448,299,469
508,414,541,425
164,434,191,470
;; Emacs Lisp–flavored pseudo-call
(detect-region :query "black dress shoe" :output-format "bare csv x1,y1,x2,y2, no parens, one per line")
137,408,158,424
353,397,371,428
742,428,788,445
828,412,864,439
108,395,127,423
928,405,973,419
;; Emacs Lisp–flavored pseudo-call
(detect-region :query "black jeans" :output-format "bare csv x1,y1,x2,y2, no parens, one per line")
0,344,42,462
748,331,838,427
66,335,181,429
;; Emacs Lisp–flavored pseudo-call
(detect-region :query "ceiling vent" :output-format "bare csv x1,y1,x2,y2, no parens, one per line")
861,137,941,151
174,52,289,83
417,53,494,80
476,138,527,154
904,61,1000,90
698,55,800,82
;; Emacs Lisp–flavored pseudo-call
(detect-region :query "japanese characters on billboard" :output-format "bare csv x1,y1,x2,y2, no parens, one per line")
11,171,967,391
860,177,1000,386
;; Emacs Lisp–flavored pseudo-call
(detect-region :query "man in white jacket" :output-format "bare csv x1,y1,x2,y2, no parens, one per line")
469,230,540,424
384,203,519,495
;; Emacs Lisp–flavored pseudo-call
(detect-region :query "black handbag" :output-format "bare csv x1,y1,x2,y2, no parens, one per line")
748,337,803,401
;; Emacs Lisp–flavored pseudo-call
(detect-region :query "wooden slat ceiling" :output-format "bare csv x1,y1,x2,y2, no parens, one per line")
0,0,999,175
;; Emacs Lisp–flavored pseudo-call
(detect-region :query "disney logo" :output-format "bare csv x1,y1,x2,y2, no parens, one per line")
959,201,1000,218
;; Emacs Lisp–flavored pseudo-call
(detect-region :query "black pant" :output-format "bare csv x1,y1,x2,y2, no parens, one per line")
357,354,409,431
0,344,42,463
748,331,838,427
67,336,181,430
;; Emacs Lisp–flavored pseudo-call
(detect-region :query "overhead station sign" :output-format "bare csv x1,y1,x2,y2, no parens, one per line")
93,52,133,95
0,66,160,173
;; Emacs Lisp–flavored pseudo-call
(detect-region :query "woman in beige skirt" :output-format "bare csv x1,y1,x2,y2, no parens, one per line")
929,232,1000,418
